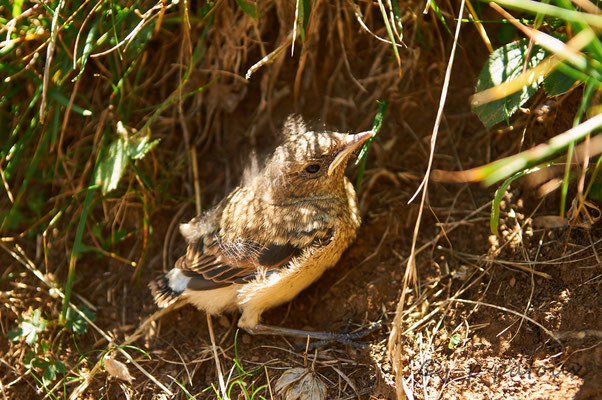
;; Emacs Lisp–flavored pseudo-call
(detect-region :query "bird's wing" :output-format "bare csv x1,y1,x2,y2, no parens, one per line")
177,228,333,291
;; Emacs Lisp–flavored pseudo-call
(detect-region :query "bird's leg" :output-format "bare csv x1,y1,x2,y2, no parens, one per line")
245,321,381,349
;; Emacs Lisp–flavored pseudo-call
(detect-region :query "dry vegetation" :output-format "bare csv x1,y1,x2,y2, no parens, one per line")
1,0,601,399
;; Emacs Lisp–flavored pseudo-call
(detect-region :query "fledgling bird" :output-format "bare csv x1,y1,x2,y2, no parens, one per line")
150,116,375,343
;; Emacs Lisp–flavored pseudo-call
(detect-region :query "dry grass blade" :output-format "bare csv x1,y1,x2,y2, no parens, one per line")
246,32,294,80
388,2,467,395
207,314,229,400
90,1,169,58
465,0,493,52
440,247,553,279
0,166,14,203
570,0,602,14
348,0,404,48
330,365,360,399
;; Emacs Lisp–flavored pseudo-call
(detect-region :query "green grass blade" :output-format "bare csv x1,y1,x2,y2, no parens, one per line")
491,167,541,236
48,88,93,116
61,130,107,320
430,0,453,36
12,0,24,17
62,184,95,321
437,113,602,185
234,0,257,19
584,155,602,201
484,0,602,29
377,0,401,72
355,100,388,191
560,82,595,216
73,19,99,82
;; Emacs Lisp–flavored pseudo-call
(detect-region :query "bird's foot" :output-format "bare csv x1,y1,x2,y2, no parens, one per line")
246,321,382,351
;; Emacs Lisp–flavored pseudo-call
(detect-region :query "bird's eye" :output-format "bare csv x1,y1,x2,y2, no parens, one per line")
305,163,321,174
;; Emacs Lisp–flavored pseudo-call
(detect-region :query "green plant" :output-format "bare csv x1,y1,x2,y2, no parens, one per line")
356,99,388,191
434,0,602,234
204,330,268,400
8,305,95,390
8,309,48,346
0,0,189,325
448,333,461,350
227,330,268,399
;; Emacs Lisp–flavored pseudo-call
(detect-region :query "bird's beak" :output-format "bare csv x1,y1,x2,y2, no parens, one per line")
328,130,375,176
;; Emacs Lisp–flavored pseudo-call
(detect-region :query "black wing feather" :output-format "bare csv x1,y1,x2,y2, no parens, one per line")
176,232,322,291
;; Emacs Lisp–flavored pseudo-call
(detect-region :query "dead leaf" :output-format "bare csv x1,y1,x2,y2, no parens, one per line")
275,367,327,400
103,355,135,382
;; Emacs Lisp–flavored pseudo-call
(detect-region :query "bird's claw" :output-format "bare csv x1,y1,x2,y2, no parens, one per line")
295,321,382,352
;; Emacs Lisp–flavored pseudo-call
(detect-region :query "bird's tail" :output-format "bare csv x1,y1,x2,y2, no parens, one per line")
149,275,182,308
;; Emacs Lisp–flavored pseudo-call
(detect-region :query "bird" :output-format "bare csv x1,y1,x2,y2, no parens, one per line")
150,115,375,345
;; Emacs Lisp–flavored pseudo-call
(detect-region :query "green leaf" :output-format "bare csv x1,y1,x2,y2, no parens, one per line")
590,180,602,201
73,20,99,82
27,187,46,216
32,358,50,369
125,19,154,59
357,100,388,162
65,305,96,334
448,333,461,349
390,0,404,40
111,228,128,245
7,329,23,342
12,0,24,17
23,350,36,367
377,0,401,70
128,136,160,160
0,207,25,231
496,24,518,43
42,366,54,386
54,361,66,374
95,137,128,195
95,123,159,194
42,362,64,386
9,309,48,345
544,68,577,96
472,39,546,127
234,0,256,19
39,339,51,354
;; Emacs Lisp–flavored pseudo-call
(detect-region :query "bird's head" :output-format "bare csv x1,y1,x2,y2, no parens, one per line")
260,116,374,202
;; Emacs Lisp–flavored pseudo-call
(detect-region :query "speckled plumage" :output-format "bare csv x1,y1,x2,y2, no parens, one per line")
150,116,374,331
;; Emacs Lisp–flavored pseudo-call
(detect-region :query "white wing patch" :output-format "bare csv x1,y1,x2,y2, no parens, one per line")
167,269,191,293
